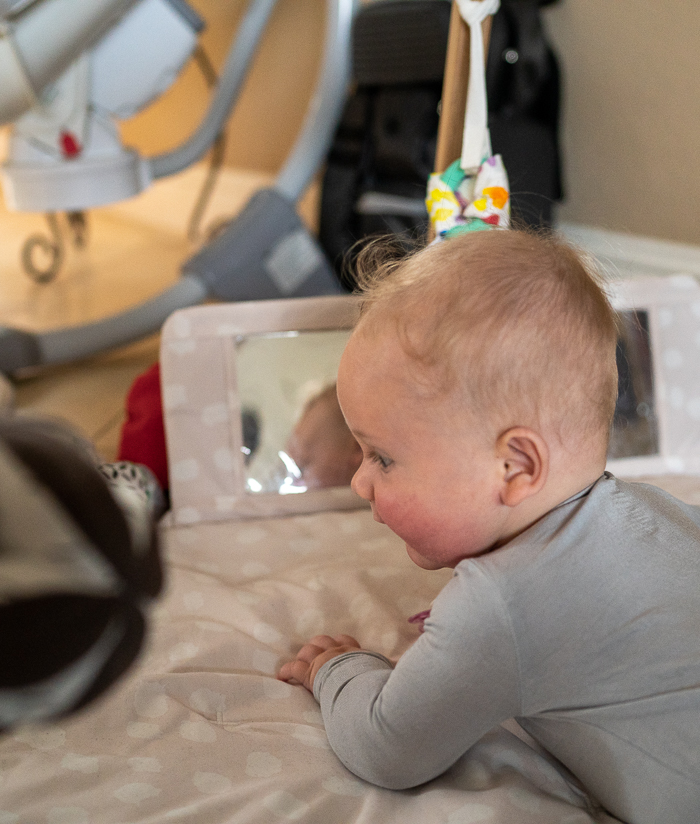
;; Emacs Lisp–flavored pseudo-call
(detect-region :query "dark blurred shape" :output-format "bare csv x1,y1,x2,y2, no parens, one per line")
0,416,163,731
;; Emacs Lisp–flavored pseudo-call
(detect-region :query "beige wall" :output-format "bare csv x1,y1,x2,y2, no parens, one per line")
542,1,700,245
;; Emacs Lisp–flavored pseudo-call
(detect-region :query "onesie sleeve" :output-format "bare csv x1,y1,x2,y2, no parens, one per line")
312,562,522,789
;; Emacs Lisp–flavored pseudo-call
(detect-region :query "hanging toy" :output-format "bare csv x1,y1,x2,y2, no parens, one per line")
426,0,510,239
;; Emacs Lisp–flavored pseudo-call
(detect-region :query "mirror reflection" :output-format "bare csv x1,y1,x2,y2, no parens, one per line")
237,329,359,495
609,309,659,459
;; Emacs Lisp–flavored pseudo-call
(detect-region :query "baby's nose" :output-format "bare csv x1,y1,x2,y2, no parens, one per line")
350,465,373,502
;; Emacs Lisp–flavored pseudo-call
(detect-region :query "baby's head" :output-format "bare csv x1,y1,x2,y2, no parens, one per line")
354,229,618,458
337,229,619,568
285,384,362,490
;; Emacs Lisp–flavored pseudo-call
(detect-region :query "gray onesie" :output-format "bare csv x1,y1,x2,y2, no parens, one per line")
314,474,700,824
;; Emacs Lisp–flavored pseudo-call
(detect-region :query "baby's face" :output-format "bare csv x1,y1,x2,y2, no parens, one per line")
337,328,508,570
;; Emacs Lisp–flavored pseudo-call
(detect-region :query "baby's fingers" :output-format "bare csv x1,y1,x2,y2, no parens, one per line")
305,634,360,652
277,635,363,693
334,634,360,648
277,658,310,685
294,636,361,670
306,635,345,651
296,641,332,664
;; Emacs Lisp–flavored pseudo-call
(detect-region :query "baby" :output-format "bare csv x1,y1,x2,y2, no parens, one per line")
278,229,700,824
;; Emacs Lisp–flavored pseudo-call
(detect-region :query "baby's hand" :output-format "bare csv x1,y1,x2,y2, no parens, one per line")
277,634,361,693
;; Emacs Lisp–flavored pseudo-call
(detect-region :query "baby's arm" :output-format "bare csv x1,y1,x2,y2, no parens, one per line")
282,566,522,790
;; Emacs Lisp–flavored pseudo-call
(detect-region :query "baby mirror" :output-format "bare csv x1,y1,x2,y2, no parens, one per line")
161,295,365,524
606,274,700,477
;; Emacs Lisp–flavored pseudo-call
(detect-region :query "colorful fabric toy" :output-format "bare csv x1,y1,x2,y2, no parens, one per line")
426,154,510,238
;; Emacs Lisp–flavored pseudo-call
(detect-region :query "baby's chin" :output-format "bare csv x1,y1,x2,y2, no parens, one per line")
404,543,448,571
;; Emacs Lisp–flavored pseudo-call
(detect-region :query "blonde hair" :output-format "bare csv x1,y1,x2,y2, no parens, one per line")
353,229,619,448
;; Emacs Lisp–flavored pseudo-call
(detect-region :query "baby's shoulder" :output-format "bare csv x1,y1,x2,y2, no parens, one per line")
598,474,700,539
465,473,700,591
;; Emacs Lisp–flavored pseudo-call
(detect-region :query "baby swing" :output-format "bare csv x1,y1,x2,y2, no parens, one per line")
0,0,353,374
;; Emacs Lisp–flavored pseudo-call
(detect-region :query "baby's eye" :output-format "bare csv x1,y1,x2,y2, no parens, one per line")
369,451,393,470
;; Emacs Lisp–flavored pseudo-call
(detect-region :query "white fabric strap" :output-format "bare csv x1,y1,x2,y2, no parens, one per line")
454,0,500,171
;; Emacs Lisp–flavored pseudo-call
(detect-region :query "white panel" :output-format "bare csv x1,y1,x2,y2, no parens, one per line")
91,0,198,119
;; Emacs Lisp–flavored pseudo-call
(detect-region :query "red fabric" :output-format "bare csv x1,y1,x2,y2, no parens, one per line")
60,131,82,157
117,362,169,490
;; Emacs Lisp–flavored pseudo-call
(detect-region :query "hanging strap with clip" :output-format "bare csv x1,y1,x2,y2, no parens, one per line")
426,0,510,240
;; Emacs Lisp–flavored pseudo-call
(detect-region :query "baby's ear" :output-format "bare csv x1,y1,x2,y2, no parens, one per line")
496,427,549,507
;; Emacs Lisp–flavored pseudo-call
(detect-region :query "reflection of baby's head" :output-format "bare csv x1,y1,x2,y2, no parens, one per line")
285,384,362,490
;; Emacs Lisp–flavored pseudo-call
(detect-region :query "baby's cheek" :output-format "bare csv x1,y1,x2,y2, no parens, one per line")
378,496,434,545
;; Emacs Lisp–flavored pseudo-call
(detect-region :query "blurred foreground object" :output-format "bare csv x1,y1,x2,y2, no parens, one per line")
0,415,163,731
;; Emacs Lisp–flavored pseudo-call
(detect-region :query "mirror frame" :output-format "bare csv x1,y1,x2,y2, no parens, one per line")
606,274,700,477
161,295,365,525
